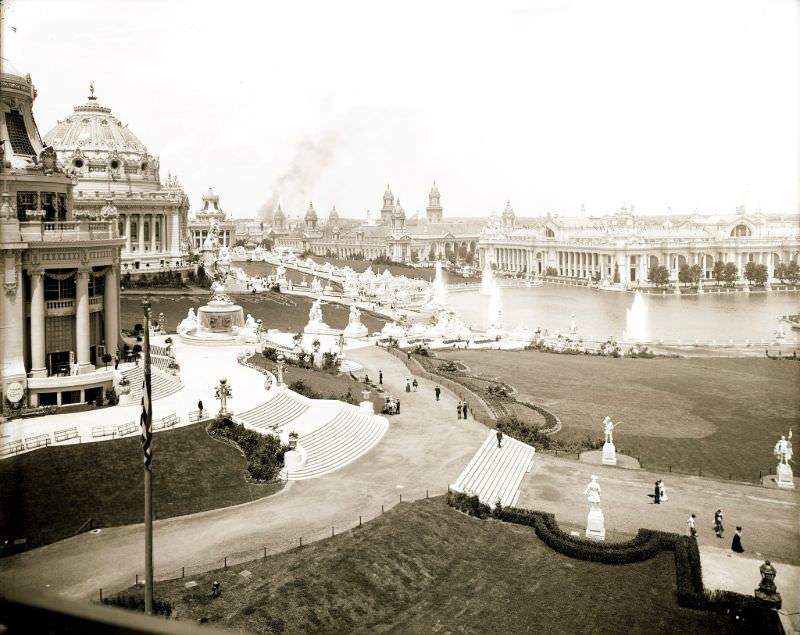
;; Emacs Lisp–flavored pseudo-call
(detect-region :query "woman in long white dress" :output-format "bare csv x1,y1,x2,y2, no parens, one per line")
658,480,668,502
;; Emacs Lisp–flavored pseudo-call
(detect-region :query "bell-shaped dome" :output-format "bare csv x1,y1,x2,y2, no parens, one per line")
392,198,405,219
501,200,515,219
273,204,286,220
305,202,318,221
329,205,339,221
202,187,219,203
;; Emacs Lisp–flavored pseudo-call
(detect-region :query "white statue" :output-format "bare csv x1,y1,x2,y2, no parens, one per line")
584,475,601,507
308,299,323,325
244,313,257,330
177,307,198,334
774,431,793,466
603,416,619,444
186,308,197,323
349,304,362,327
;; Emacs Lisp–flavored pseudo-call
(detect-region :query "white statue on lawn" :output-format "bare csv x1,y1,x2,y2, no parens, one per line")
309,299,323,325
349,304,362,326
774,431,793,465
773,429,794,489
177,308,197,333
603,416,619,444
584,475,602,507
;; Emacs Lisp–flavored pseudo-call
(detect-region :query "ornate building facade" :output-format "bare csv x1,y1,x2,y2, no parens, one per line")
272,184,484,263
43,88,190,278
478,204,800,284
188,188,236,250
1,62,124,409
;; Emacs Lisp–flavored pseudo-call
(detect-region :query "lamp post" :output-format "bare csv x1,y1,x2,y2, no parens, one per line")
276,353,285,386
215,378,232,416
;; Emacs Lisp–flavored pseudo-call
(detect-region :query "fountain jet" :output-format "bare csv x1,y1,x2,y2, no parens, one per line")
480,260,494,295
623,290,649,341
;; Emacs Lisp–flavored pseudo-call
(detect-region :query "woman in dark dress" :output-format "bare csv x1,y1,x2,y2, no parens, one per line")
731,526,744,553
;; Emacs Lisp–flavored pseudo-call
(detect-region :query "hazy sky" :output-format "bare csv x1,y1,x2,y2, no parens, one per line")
2,0,798,219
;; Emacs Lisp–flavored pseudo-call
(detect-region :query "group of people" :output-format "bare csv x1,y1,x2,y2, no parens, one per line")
457,400,470,420
686,509,745,553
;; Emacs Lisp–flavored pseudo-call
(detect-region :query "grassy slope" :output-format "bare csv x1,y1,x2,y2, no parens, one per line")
437,349,800,481
152,497,745,635
121,291,387,336
0,423,280,552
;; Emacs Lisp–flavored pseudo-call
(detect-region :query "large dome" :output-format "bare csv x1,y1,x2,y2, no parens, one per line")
42,87,159,187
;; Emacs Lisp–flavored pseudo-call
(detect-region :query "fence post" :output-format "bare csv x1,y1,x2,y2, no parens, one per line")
299,536,303,547
331,526,335,537
135,574,138,585
399,493,403,503
426,489,429,499
381,504,384,514
224,557,227,569
669,464,671,472
99,588,103,603
264,547,267,559
359,515,362,527
182,566,185,578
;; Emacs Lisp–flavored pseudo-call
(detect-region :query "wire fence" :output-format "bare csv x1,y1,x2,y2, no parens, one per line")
101,487,451,599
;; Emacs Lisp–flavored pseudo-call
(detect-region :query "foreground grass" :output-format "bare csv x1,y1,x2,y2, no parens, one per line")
147,497,746,635
437,349,800,482
0,423,281,553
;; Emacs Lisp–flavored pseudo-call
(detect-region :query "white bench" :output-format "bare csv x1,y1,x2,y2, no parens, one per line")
54,427,79,443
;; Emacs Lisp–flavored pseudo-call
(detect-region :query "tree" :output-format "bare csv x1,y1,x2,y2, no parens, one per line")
678,264,692,287
779,261,800,284
721,262,738,286
101,353,113,369
744,262,768,286
712,261,726,285
689,264,703,286
648,265,669,287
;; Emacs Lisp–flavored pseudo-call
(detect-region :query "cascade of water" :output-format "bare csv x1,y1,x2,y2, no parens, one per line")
487,280,504,329
480,260,494,295
432,260,447,307
623,290,649,341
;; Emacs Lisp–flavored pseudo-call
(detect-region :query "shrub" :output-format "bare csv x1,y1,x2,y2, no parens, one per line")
438,360,459,373
289,379,321,400
447,490,491,519
208,418,286,481
101,592,172,616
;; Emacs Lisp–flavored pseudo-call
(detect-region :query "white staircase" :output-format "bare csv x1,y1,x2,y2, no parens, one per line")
451,431,534,508
237,391,309,431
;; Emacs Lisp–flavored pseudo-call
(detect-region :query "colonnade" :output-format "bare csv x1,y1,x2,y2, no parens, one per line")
28,266,119,377
122,212,179,255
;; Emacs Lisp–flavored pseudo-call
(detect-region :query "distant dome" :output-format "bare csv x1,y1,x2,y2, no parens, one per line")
430,181,440,196
502,201,515,219
273,205,286,220
43,88,150,164
202,187,219,203
392,198,405,219
305,202,318,221
383,184,393,203
329,205,339,221
662,218,673,229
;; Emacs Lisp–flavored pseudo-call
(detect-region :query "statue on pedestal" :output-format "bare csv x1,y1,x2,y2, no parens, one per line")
603,416,619,444
308,299,323,325
773,430,794,489
774,431,793,465
584,475,605,540
584,475,602,507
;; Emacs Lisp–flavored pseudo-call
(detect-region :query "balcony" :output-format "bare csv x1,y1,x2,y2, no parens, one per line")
19,220,120,243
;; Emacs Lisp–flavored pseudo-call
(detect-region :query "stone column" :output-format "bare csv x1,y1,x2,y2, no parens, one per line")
150,214,156,253
125,215,131,253
30,269,47,377
104,266,119,356
138,213,145,254
75,267,92,372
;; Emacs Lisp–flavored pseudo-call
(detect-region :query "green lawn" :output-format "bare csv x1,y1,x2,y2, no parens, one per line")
121,291,387,336
436,349,800,482
0,423,281,554
146,497,747,634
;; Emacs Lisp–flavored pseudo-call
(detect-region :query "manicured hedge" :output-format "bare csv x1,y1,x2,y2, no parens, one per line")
446,494,782,631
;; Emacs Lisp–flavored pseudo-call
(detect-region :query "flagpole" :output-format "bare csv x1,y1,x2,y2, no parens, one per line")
142,299,154,614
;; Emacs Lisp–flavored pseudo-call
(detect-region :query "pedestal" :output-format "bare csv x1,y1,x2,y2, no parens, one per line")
283,449,305,472
585,507,606,540
601,442,617,466
776,463,795,489
360,400,374,413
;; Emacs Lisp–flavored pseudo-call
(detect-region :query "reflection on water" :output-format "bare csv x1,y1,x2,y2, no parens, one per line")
445,284,799,342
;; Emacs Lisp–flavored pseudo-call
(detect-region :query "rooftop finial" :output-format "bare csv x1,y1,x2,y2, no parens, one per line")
89,81,96,100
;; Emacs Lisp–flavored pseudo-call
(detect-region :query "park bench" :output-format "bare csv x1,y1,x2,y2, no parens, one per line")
92,425,117,439
154,413,179,431
0,440,25,456
54,427,79,443
117,421,138,437
25,434,51,450
188,409,201,423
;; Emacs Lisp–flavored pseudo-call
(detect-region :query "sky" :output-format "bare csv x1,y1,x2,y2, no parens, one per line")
1,0,798,220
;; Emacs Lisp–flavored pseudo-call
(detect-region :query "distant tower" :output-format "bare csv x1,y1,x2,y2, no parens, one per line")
426,181,443,223
391,198,406,231
328,204,339,227
273,204,286,230
501,200,515,230
304,202,318,230
381,184,394,224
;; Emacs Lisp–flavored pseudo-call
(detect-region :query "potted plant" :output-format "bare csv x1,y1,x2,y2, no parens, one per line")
312,338,321,352
118,376,131,395
101,352,113,369
288,431,299,450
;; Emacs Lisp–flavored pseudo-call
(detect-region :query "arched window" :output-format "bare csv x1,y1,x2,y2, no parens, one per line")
731,224,751,237
545,227,555,238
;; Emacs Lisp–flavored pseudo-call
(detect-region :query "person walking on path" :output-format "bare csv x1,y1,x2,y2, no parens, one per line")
198,400,204,417
379,370,383,385
496,430,503,448
434,386,441,401
654,481,661,504
462,400,469,419
731,526,744,553
658,480,668,502
412,378,418,392
714,509,724,538
405,377,411,393
687,514,697,538
457,401,462,420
